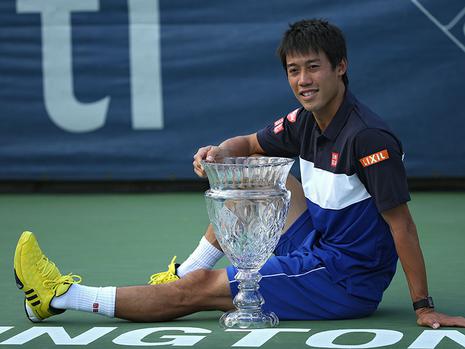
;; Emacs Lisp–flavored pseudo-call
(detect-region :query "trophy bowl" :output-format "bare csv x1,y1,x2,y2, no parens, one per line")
202,157,294,329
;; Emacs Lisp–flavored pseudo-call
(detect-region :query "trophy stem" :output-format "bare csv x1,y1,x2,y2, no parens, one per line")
219,269,279,329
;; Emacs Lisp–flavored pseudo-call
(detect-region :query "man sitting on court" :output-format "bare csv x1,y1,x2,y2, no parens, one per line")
14,19,465,328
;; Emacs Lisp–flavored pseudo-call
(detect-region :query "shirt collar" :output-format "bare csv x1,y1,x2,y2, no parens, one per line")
318,90,355,141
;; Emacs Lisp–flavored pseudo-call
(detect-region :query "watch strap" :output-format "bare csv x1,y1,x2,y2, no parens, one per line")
413,296,434,311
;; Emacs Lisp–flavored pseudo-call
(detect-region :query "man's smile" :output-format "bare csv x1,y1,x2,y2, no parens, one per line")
300,89,318,100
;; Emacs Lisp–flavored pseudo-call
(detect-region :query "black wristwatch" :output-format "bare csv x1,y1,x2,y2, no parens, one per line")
413,296,434,311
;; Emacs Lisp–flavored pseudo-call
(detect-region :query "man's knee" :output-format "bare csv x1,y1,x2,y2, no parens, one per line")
178,269,214,292
174,269,232,310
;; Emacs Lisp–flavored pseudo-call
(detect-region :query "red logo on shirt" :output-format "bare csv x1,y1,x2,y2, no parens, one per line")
273,123,284,134
92,303,99,313
273,116,285,134
274,117,284,126
359,149,390,167
331,152,339,168
286,108,299,123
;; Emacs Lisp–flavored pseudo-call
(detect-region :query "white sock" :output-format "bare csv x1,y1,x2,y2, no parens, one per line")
177,236,224,277
51,284,116,317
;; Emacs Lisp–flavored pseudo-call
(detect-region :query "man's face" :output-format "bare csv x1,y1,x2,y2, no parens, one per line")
286,50,346,117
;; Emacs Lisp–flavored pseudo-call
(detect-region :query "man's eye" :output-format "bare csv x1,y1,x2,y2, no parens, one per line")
288,69,298,75
309,64,319,69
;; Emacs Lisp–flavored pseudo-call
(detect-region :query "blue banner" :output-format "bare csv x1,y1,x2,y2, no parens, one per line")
0,0,464,180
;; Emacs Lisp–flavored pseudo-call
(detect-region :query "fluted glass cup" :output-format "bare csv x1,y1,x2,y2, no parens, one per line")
202,157,294,329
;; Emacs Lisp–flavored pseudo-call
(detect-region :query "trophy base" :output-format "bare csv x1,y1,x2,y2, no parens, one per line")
219,309,279,329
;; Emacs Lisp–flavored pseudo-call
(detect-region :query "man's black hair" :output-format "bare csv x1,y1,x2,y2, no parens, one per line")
277,19,349,86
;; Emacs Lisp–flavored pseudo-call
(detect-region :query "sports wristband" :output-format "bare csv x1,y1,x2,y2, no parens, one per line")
413,296,434,311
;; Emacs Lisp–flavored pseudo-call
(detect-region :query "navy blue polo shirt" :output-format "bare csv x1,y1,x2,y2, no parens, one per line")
256,90,410,302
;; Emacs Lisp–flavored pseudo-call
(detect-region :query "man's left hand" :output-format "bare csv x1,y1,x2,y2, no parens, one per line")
416,308,465,328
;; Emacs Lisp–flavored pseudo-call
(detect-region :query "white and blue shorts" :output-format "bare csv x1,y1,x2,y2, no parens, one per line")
226,211,379,320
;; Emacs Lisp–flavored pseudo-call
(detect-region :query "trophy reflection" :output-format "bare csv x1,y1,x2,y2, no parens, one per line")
202,157,293,329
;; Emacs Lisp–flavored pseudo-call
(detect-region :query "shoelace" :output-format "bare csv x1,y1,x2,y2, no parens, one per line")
36,256,82,290
149,256,178,284
43,274,82,291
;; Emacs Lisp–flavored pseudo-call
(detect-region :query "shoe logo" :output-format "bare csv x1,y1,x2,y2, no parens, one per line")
93,303,99,313
24,288,41,306
30,299,41,306
26,294,38,301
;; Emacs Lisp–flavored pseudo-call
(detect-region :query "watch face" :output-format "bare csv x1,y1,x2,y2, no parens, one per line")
427,297,434,308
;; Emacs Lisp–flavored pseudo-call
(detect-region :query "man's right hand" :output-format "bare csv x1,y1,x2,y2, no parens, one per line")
193,145,229,178
193,134,263,178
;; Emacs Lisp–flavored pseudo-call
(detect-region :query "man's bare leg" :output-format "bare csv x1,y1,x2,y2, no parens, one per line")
116,269,233,322
15,230,232,323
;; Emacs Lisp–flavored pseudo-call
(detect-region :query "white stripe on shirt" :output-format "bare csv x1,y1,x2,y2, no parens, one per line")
300,158,371,210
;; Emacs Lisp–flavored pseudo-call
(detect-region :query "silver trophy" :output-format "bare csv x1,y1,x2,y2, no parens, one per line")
202,157,294,329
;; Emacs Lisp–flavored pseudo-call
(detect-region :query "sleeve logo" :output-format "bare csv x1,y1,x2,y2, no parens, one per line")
273,117,284,134
273,123,284,134
273,108,299,134
286,108,300,123
359,149,389,167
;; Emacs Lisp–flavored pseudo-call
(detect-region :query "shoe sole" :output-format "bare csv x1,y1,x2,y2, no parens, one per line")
23,299,40,323
15,259,39,323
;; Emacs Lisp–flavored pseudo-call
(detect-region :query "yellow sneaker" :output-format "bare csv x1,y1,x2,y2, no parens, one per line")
148,256,180,285
14,231,81,322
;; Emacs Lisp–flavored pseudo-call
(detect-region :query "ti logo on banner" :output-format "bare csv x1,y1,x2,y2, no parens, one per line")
16,0,164,133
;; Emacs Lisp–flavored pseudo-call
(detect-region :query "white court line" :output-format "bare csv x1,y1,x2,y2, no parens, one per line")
229,266,326,284
410,0,465,54
446,6,465,30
